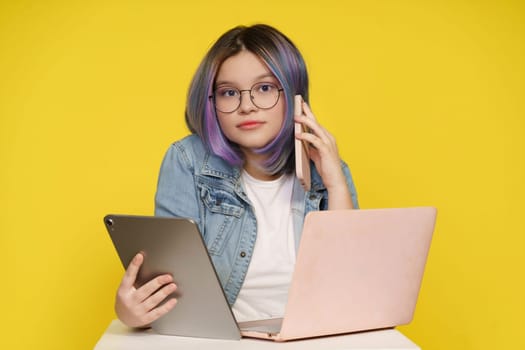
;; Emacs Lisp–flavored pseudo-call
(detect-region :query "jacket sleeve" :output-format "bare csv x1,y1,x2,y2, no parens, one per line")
342,161,359,209
154,142,201,225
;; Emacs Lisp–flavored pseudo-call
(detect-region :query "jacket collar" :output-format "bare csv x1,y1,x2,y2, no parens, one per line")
199,147,326,193
200,151,241,181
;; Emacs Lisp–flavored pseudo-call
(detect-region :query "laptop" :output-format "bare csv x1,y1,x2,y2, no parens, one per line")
240,207,436,341
104,207,436,341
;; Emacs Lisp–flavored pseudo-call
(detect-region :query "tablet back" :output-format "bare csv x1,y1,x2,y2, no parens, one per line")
104,215,240,340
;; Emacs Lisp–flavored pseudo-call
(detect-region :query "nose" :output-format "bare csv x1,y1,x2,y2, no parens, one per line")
238,90,257,113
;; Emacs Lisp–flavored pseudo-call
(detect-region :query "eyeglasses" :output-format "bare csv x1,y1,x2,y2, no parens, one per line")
210,82,284,113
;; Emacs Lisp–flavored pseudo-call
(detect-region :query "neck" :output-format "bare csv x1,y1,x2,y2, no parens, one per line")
242,150,278,181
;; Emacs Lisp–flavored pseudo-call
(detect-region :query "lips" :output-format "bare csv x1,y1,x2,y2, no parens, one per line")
236,120,265,129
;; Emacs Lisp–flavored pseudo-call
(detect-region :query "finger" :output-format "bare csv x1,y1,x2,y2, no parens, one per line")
295,116,332,147
134,274,174,303
293,100,318,135
298,131,340,163
143,298,178,325
120,253,144,290
297,131,326,153
141,283,178,313
302,102,337,141
301,101,316,120
294,95,303,117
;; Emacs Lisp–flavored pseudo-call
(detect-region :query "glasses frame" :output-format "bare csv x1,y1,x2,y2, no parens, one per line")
209,82,284,114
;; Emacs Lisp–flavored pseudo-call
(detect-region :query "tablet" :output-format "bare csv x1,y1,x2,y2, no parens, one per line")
104,214,241,340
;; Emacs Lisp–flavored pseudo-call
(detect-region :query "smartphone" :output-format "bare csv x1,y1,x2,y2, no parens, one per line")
294,95,311,191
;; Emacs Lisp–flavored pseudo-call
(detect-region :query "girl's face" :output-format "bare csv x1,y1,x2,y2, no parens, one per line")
214,50,286,156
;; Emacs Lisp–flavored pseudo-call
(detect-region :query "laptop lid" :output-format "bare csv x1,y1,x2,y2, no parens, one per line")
104,215,241,340
241,207,437,341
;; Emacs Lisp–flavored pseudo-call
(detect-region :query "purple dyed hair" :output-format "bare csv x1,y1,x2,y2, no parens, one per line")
185,24,309,175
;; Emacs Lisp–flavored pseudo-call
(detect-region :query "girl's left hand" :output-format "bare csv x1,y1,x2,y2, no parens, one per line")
294,101,353,209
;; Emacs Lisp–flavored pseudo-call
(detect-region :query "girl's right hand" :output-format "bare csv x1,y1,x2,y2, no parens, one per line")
115,253,178,328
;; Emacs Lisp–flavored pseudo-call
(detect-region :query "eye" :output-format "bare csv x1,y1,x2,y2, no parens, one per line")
216,87,239,98
254,83,277,94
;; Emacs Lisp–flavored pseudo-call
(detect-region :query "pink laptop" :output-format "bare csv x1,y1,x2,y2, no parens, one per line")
239,207,437,341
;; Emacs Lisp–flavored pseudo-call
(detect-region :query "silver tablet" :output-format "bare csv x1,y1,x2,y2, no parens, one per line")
104,214,241,340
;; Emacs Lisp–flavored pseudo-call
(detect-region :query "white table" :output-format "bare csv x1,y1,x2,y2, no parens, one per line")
94,320,420,350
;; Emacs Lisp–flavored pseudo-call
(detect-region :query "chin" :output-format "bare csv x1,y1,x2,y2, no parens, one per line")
238,141,274,153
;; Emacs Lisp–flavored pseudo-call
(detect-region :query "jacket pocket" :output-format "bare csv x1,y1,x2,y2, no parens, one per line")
198,183,244,255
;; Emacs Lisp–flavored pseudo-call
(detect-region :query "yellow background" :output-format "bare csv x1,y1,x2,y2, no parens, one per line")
1,0,523,349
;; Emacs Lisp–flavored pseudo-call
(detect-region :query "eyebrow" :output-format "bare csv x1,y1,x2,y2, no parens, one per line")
215,73,277,87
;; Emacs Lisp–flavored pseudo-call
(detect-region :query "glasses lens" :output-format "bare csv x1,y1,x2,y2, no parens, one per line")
251,83,280,109
214,87,240,113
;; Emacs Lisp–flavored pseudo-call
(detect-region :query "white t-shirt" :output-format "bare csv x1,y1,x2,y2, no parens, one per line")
232,170,296,322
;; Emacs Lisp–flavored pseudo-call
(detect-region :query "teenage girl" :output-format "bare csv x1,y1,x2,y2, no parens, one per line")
114,24,359,328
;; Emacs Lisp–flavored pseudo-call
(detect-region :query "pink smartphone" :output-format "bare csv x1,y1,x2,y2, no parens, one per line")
294,95,311,191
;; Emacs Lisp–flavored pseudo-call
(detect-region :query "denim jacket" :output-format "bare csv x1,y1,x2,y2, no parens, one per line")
154,134,359,305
